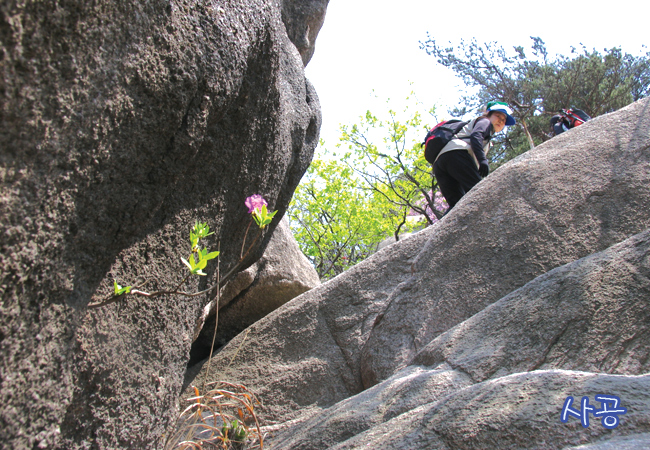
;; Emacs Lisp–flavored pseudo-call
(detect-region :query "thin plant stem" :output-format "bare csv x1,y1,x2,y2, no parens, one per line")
171,272,192,293
225,329,250,372
88,228,264,309
241,218,253,259
202,242,221,393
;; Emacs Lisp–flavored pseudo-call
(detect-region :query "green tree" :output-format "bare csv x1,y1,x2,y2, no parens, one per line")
288,155,393,279
339,105,446,226
420,36,650,165
289,98,449,279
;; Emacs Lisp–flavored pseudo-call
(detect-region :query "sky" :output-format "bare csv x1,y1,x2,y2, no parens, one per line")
305,0,650,150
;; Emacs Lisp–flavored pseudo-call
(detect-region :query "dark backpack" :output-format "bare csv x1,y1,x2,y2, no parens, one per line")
550,108,591,136
422,119,469,164
563,108,590,128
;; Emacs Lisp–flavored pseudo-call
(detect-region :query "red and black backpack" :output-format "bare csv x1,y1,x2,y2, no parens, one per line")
422,119,468,164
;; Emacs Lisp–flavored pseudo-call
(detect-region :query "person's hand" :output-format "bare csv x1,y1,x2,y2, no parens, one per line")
479,161,490,177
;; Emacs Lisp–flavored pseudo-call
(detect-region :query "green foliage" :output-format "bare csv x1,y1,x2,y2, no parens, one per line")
91,196,277,308
113,280,132,296
183,221,220,276
289,155,390,279
222,419,247,444
421,36,650,165
289,97,447,279
339,103,445,224
251,205,277,229
190,221,214,251
181,248,220,276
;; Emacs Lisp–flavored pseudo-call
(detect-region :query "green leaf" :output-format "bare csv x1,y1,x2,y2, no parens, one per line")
196,257,207,271
192,221,214,239
252,204,278,229
181,256,193,272
113,280,132,296
205,251,220,260
190,231,199,251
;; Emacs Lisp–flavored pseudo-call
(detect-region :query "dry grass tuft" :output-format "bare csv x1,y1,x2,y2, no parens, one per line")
163,382,265,450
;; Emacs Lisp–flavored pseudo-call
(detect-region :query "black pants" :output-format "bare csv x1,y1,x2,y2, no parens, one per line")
434,150,482,210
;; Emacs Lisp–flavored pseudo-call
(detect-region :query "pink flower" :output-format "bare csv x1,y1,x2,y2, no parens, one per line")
245,194,267,214
407,190,448,223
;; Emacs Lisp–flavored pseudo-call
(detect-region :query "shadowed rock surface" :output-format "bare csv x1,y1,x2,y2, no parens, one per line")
185,217,320,386
0,1,324,448
205,217,319,344
187,221,432,421
198,98,650,448
566,433,650,450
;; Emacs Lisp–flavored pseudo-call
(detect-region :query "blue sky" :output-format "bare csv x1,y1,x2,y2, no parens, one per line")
305,0,649,150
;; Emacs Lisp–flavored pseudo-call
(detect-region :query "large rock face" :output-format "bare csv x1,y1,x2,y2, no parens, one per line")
0,1,323,449
271,228,650,449
201,98,650,448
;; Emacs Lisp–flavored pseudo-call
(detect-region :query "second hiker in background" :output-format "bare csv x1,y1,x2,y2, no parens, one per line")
433,101,515,211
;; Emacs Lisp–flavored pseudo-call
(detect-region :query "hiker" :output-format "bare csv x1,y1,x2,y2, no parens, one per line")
550,114,570,136
433,101,516,211
550,108,590,136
